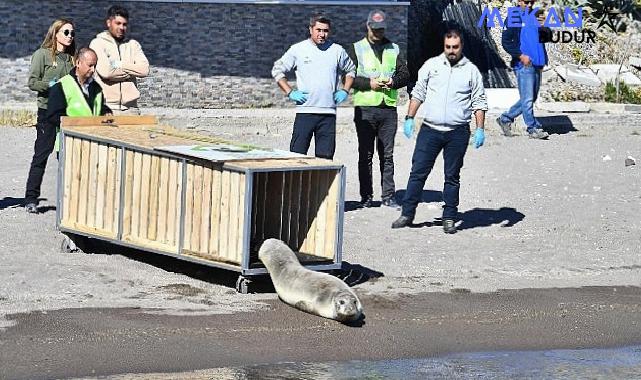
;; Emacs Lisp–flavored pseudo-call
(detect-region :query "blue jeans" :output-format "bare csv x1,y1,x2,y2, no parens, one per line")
402,125,470,220
500,65,542,132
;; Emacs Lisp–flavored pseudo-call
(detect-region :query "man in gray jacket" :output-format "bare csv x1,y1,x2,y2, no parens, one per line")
392,25,487,234
272,14,355,159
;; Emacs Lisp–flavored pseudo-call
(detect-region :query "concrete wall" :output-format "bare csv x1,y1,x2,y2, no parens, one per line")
1,1,408,108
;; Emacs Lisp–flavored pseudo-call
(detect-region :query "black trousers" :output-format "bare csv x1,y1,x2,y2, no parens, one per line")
354,106,398,200
290,113,336,159
25,108,56,205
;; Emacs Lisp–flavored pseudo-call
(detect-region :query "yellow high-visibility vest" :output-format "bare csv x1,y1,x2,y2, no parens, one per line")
353,38,399,107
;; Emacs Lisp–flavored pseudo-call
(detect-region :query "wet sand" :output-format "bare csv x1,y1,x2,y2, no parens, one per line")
2,286,641,379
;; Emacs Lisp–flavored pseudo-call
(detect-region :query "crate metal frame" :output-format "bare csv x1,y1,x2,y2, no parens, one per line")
56,126,344,289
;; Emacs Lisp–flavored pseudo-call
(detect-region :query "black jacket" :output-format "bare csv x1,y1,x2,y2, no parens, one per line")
46,68,111,129
346,37,410,108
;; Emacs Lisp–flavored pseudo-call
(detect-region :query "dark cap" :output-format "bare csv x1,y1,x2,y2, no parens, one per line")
367,10,387,29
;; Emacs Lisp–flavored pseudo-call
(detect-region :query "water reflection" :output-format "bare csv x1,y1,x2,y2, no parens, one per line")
224,346,641,380
101,346,641,379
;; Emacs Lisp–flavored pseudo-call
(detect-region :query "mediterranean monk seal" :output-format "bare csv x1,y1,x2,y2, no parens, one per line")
259,238,363,322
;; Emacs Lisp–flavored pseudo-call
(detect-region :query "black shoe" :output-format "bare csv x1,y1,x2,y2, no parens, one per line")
391,215,413,229
443,218,457,234
360,196,373,208
382,197,400,209
25,202,38,214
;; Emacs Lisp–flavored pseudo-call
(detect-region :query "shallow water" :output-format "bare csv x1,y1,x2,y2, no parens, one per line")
211,345,641,379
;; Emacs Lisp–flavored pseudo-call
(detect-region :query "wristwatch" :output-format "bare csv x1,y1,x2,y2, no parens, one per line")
405,115,414,120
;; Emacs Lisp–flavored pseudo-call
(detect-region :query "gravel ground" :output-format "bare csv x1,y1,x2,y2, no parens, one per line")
1,105,640,330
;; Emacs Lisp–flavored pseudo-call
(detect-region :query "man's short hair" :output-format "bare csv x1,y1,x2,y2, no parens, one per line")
442,21,464,40
309,13,331,28
76,47,97,62
107,5,129,20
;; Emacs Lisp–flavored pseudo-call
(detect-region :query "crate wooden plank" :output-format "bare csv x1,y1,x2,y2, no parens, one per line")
190,165,204,252
157,157,170,244
104,146,116,233
122,149,135,237
280,171,292,245
113,147,122,235
228,171,240,261
139,154,152,240
288,171,302,249
69,137,83,224
218,170,231,260
166,159,178,246
199,166,213,254
235,173,246,264
183,163,194,251
130,151,143,238
264,172,284,240
147,155,160,241
298,171,312,253
314,171,330,258
174,160,183,246
225,157,338,171
95,144,108,230
77,139,91,226
324,170,340,259
208,168,222,256
61,115,157,127
86,142,100,228
304,171,320,255
251,172,265,243
62,136,74,223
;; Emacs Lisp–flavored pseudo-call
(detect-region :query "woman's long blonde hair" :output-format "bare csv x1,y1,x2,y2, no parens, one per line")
40,18,76,67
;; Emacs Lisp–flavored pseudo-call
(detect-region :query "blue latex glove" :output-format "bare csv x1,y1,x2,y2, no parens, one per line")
403,118,414,139
288,90,308,105
474,128,485,149
333,89,349,104
48,77,58,87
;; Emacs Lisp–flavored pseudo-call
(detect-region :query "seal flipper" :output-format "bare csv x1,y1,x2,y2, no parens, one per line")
294,300,315,314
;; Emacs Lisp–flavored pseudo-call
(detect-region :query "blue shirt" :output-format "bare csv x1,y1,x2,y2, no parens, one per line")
518,25,548,68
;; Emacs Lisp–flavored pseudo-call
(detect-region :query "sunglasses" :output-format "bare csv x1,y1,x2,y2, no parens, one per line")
61,29,75,37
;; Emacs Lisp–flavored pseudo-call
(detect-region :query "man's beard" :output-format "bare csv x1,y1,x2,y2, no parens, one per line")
447,54,460,65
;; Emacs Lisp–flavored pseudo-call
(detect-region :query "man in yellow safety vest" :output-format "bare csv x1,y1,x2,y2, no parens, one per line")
23,47,111,214
347,9,409,209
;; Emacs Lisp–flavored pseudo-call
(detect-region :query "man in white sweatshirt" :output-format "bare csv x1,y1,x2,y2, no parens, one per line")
392,24,487,234
90,5,149,114
272,14,356,159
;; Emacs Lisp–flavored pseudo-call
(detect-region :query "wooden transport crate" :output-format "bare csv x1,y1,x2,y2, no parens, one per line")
57,116,345,291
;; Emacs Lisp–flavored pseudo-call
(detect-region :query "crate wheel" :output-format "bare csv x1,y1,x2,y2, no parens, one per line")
60,235,80,253
235,276,252,294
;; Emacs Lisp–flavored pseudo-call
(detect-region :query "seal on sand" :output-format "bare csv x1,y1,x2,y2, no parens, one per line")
259,239,363,322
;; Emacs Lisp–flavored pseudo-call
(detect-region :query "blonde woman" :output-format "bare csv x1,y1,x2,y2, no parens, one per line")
25,18,75,213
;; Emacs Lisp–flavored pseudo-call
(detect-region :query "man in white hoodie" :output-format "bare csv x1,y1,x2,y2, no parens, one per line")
391,24,487,234
90,5,149,114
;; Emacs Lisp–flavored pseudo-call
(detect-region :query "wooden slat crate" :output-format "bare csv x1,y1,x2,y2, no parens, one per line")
57,116,344,284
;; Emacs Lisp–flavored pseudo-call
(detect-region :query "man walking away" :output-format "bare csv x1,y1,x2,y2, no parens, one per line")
347,10,409,208
90,5,149,115
496,0,549,139
392,25,487,234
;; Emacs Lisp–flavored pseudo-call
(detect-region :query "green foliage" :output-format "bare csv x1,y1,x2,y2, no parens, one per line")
604,80,641,103
570,47,585,63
